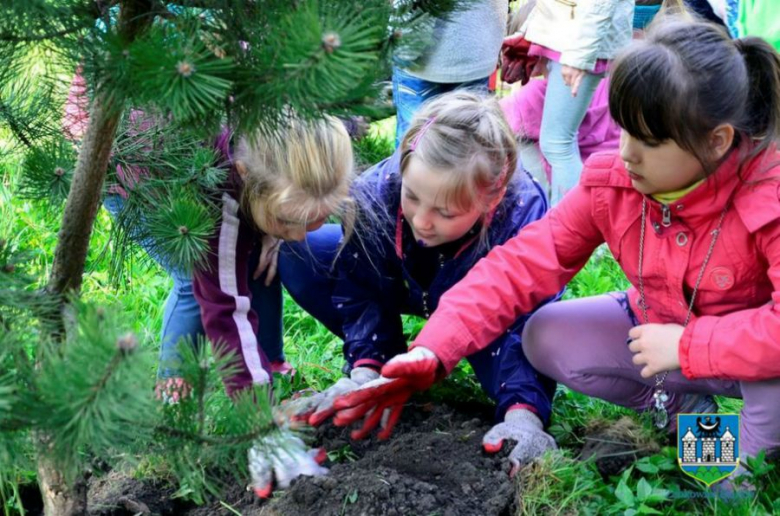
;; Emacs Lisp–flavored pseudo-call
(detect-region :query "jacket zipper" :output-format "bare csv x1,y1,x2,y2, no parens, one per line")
661,204,672,227
420,254,445,318
555,0,577,19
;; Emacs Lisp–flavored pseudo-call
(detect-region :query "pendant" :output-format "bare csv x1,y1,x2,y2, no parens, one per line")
652,389,669,429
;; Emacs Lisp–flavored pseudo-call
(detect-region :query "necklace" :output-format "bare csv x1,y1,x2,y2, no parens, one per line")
637,197,729,428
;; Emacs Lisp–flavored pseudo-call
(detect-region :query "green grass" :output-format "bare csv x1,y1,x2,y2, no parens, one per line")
2,123,779,515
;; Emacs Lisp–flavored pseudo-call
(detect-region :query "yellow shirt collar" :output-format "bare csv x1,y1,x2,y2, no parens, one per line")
651,179,705,204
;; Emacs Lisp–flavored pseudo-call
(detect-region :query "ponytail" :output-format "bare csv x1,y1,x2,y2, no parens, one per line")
734,37,780,153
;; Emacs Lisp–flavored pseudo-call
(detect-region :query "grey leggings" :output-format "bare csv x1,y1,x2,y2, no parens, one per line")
522,294,780,458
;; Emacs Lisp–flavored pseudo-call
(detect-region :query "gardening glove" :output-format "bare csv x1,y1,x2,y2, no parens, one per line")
500,34,539,85
482,407,557,476
247,429,328,499
332,347,442,440
282,367,380,426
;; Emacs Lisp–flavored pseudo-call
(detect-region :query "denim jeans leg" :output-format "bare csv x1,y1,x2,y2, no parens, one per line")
540,61,604,205
393,67,490,148
158,270,205,379
103,194,204,379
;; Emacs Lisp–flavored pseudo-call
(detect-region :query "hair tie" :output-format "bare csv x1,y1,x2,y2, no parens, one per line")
409,116,437,151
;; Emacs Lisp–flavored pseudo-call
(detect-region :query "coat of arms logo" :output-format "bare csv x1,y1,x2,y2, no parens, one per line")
677,413,740,487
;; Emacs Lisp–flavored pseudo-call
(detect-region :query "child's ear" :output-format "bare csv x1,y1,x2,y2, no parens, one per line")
710,124,735,161
235,160,248,179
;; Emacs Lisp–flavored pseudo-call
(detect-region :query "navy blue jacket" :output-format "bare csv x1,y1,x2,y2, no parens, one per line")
333,152,555,371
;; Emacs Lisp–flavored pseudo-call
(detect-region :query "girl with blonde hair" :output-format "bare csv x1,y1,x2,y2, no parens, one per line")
193,116,354,397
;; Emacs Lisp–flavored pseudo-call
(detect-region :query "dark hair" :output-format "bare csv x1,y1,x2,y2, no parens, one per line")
609,17,780,173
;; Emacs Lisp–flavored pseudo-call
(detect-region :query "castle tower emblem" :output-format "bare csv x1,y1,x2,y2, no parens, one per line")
677,413,740,487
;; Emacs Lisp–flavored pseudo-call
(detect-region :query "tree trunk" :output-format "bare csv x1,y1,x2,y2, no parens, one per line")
39,2,153,514
37,445,89,516
47,96,121,301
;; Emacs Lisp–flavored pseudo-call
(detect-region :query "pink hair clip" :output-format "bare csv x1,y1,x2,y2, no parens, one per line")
409,116,437,151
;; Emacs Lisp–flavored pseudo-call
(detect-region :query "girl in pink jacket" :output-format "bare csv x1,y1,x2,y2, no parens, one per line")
333,18,780,481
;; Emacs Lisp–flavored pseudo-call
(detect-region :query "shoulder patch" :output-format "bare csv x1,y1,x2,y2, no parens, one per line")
580,152,633,188
734,180,780,233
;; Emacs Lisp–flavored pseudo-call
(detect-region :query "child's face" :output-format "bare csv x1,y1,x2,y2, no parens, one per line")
401,156,483,248
250,201,329,241
620,131,706,195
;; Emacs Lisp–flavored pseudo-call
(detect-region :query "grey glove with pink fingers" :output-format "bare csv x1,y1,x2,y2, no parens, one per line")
482,408,557,475
247,429,328,498
283,367,380,426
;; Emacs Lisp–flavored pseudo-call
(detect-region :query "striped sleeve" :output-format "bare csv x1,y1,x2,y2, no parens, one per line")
193,193,271,395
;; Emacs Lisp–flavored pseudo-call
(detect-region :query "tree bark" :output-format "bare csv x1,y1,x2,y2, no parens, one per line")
46,95,121,301
39,2,153,514
37,445,89,516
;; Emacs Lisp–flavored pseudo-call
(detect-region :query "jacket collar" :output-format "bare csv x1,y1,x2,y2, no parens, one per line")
616,147,744,229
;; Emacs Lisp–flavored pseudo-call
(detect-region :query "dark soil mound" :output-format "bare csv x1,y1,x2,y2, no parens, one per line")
260,402,516,516
88,470,192,515
75,401,516,516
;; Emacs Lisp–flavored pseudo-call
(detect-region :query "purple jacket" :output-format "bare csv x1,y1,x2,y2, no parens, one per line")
192,132,272,396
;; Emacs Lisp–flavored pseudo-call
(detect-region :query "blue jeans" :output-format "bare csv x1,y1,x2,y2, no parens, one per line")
540,61,604,205
279,224,556,422
103,195,284,379
392,67,489,148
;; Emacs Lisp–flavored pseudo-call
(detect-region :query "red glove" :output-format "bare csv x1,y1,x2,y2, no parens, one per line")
501,34,539,85
332,347,442,440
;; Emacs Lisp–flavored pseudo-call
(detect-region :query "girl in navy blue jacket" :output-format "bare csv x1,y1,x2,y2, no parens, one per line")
280,91,562,471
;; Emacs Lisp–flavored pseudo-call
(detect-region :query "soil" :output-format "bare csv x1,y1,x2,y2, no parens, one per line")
81,401,516,516
258,402,516,516
20,405,653,515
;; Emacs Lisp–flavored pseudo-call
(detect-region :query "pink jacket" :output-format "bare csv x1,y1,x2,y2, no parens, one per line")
414,147,780,382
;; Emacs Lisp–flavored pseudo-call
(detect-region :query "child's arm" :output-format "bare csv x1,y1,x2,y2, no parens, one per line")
332,159,409,371
193,193,272,395
412,183,605,373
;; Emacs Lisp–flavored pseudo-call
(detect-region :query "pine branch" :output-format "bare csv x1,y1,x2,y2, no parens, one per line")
0,96,33,148
0,26,86,43
153,423,277,447
48,0,155,303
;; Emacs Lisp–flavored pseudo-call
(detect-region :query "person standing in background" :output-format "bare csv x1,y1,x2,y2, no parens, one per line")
502,0,635,205
392,0,508,147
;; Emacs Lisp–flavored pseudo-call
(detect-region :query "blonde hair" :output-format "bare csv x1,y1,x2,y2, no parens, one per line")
236,115,355,238
399,91,518,245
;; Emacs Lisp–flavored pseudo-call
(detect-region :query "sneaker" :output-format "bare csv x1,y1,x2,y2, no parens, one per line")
270,360,295,376
155,377,191,405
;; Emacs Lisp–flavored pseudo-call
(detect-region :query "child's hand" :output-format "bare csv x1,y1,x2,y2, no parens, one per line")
628,323,684,378
254,234,282,285
560,65,586,97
